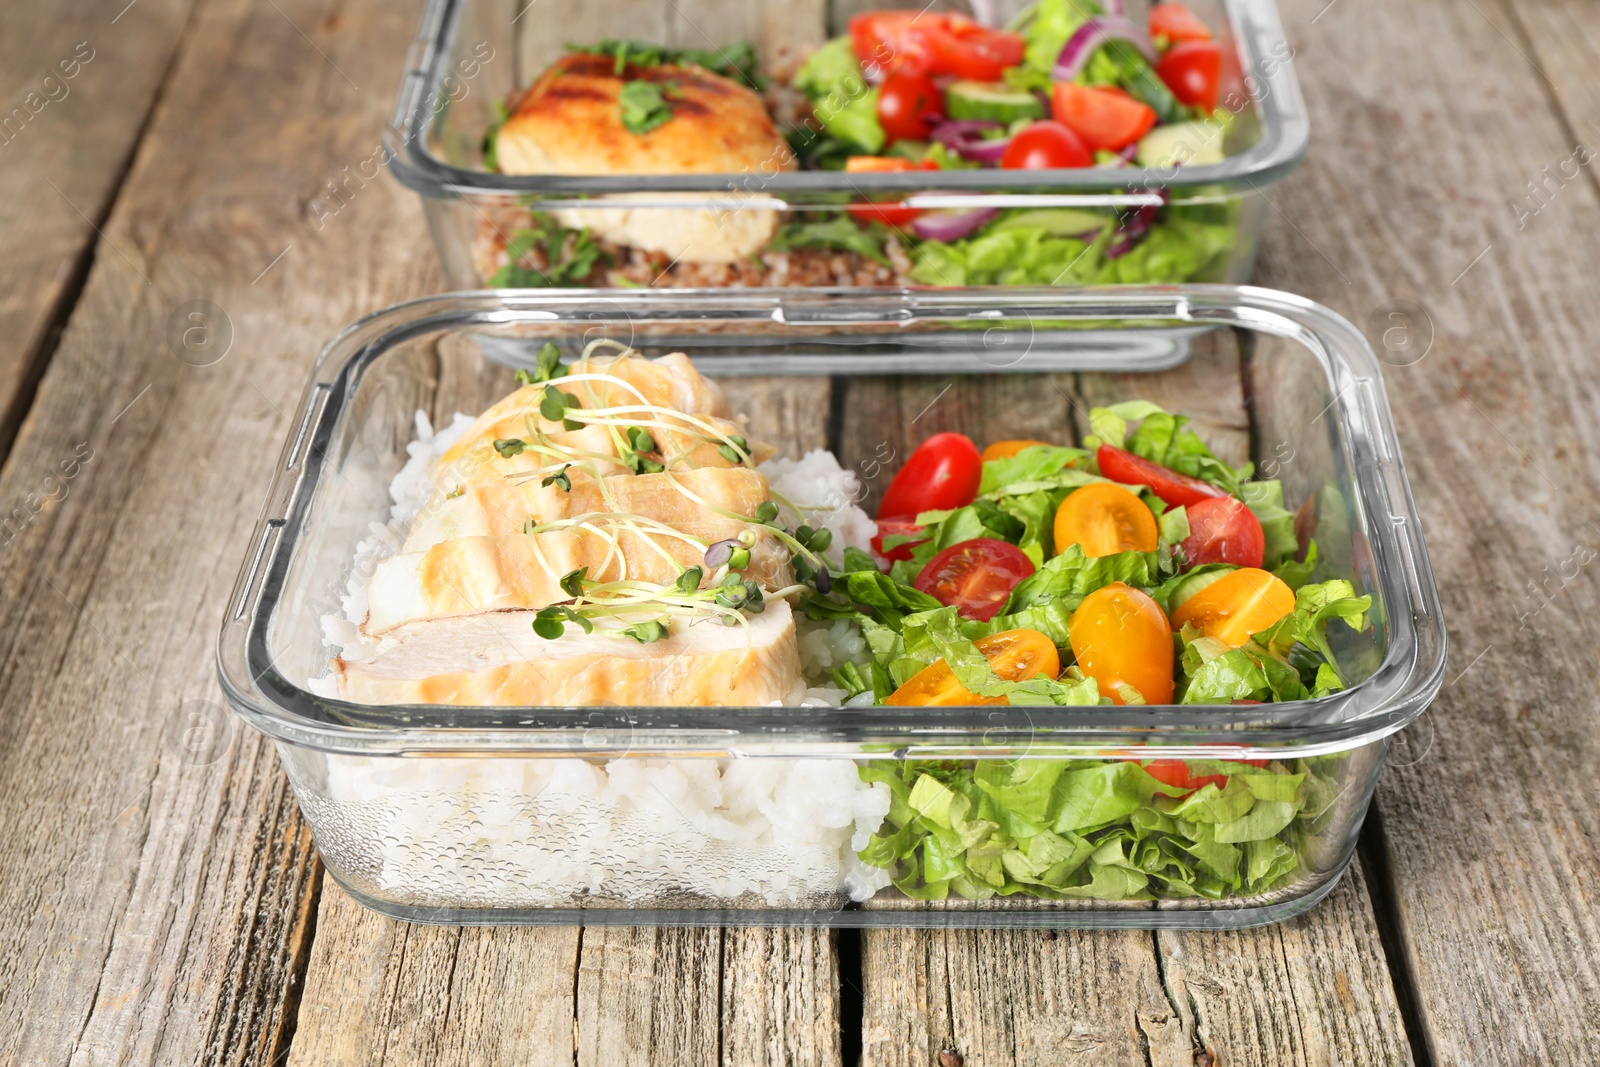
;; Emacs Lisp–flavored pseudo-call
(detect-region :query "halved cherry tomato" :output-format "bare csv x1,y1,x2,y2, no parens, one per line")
1000,120,1094,170
849,12,1024,81
844,156,938,227
1142,759,1228,793
981,439,1055,462
1181,495,1265,569
1096,444,1227,508
878,72,942,143
1053,482,1158,558
850,11,936,76
1051,84,1158,152
878,432,982,519
921,13,1025,81
1149,3,1214,45
1156,40,1223,111
871,517,927,564
1169,567,1294,648
1068,583,1174,704
886,627,1060,706
914,538,1036,622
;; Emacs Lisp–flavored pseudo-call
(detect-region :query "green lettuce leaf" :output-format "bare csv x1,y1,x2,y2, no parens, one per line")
793,37,885,153
1003,543,1158,614
1086,400,1253,497
1241,480,1300,570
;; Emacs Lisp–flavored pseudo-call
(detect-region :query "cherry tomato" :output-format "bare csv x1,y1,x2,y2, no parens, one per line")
922,14,1025,81
1156,40,1223,111
871,517,927,563
1169,567,1294,648
914,538,1036,621
1096,444,1227,508
844,156,939,227
1053,482,1158,558
1181,495,1265,569
850,11,936,76
886,628,1060,706
1000,120,1093,170
1068,583,1174,704
981,439,1055,462
1149,3,1214,44
877,72,942,143
1142,759,1228,793
878,432,982,519
1050,83,1158,152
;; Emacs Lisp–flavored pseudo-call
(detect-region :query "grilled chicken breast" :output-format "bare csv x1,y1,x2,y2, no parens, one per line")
403,466,774,553
336,600,801,707
364,526,792,636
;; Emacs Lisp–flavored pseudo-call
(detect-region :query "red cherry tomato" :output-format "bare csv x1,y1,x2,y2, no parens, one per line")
913,538,1036,621
1156,40,1223,111
921,14,1025,81
878,433,983,519
1142,759,1229,793
1000,120,1094,170
1149,3,1214,44
1050,83,1158,152
877,72,942,143
843,156,939,227
850,11,936,76
1180,495,1265,569
1095,444,1227,508
871,517,927,563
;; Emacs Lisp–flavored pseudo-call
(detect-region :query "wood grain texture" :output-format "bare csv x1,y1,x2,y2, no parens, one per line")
1256,0,1600,1062
0,0,441,1062
0,0,196,455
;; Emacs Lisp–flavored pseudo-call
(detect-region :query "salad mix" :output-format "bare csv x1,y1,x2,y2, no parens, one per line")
795,403,1373,901
479,2,1244,288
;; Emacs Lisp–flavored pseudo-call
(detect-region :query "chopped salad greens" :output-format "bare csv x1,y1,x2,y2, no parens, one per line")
791,401,1375,902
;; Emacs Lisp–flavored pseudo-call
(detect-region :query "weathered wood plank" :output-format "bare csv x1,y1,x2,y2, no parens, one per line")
0,0,196,456
0,0,444,1062
1254,0,1600,1062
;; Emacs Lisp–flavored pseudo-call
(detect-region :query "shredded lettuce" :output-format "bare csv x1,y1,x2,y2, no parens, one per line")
856,753,1337,900
1087,400,1254,497
793,37,885,153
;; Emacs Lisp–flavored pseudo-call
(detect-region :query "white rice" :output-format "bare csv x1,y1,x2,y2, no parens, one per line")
309,408,894,907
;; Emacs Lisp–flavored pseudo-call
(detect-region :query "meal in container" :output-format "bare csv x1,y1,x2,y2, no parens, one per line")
314,339,1372,905
477,1,1242,288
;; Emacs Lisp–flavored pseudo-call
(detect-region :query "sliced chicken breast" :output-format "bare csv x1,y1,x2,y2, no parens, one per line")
364,526,792,636
336,600,800,707
402,467,773,553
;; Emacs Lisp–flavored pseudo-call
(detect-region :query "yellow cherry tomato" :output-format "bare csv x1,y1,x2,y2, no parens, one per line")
1053,482,1159,558
1169,567,1295,648
981,439,1055,463
1068,582,1175,705
886,628,1061,706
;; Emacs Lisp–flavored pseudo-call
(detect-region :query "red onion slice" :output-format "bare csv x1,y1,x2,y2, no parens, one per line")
930,119,1009,163
1051,16,1156,81
911,208,1000,241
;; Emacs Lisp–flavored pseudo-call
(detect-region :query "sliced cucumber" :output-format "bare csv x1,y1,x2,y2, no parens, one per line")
1135,120,1227,168
1165,566,1236,614
945,80,1045,124
990,208,1109,237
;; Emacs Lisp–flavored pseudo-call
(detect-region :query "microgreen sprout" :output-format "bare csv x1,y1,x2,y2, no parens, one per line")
542,464,573,492
446,485,465,499
717,434,750,464
514,342,566,386
560,566,589,598
619,619,670,643
533,605,593,639
494,438,527,458
539,387,585,431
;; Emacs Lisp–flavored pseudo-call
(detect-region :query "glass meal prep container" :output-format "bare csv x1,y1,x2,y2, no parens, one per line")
381,0,1309,292
218,286,1443,928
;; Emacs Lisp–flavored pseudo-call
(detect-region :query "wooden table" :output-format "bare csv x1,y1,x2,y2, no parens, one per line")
2,0,1597,1062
